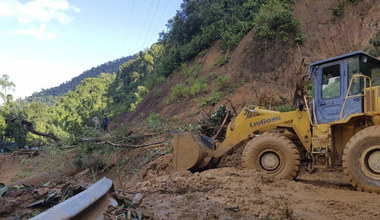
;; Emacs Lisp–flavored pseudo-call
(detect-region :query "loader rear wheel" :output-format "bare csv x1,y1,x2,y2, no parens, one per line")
241,133,300,179
342,126,380,193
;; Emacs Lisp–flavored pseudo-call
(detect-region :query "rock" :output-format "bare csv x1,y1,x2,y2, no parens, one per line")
0,198,16,214
37,188,50,196
132,193,144,207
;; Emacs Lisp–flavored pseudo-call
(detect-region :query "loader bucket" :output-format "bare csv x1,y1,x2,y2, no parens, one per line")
173,132,215,171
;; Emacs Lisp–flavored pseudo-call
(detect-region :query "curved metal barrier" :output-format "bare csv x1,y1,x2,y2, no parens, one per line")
30,177,116,220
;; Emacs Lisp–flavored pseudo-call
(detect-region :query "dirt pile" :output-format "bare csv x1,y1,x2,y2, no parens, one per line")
121,154,380,219
2,136,380,219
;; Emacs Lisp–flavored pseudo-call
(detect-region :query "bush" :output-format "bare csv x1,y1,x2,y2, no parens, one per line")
208,105,226,124
198,91,222,107
190,77,208,96
146,113,163,131
167,83,188,103
215,54,231,67
255,0,304,45
276,104,296,112
166,78,208,103
185,64,201,82
331,1,346,18
208,72,218,79
369,30,380,57
216,74,231,90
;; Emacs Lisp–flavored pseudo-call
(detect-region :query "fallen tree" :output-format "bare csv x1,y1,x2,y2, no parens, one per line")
6,118,61,143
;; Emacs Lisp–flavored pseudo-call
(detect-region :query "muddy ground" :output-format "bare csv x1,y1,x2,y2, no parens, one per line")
2,144,380,220
121,154,380,220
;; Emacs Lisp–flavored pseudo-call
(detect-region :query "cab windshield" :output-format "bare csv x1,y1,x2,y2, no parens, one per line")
348,55,380,95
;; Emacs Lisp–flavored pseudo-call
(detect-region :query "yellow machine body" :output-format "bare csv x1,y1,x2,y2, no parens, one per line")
173,51,380,193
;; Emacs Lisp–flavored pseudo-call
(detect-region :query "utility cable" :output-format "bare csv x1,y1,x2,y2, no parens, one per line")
141,0,161,50
121,0,136,56
133,0,155,53
147,0,170,44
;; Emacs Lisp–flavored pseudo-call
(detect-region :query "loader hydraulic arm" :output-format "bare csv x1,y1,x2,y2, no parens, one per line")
210,108,312,158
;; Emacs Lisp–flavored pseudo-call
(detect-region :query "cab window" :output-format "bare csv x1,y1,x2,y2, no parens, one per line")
347,57,362,96
360,57,380,86
322,64,341,99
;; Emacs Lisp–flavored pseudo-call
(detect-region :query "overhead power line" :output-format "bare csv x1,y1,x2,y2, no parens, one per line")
148,0,170,44
121,0,136,56
141,0,161,49
133,0,155,53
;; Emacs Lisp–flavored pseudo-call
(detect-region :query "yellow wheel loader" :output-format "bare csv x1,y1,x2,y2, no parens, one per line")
173,51,380,193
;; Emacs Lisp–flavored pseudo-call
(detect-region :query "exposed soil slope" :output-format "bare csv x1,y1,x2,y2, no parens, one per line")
113,0,380,125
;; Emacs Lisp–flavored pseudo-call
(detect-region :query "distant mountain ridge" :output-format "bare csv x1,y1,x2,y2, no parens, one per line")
27,54,136,103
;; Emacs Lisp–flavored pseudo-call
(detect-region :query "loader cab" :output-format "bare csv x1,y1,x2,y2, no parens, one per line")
309,51,380,124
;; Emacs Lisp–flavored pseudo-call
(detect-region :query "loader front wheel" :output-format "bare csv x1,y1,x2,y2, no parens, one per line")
343,126,380,193
241,133,300,179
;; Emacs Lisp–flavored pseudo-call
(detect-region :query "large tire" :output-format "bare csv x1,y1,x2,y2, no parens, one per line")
342,126,380,193
241,133,300,179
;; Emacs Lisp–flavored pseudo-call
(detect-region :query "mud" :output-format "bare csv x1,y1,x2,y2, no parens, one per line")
121,154,380,220
2,144,380,219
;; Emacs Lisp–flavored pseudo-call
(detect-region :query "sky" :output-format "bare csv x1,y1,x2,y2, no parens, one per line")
0,0,183,99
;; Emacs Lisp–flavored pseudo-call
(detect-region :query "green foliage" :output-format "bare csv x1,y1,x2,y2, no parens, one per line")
215,54,231,67
198,49,207,57
208,72,218,79
0,74,15,103
1,0,307,147
331,1,346,18
190,77,208,95
276,104,296,112
167,77,208,103
167,83,187,103
255,0,304,44
198,91,222,107
54,73,115,134
208,105,226,124
2,72,116,146
185,64,201,82
29,55,136,102
158,0,269,77
108,44,164,116
130,86,149,110
146,113,163,131
5,119,27,147
216,74,232,90
180,123,202,132
305,81,313,96
369,30,380,57
164,143,173,155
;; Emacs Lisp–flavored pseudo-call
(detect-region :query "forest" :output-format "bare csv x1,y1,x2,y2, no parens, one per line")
0,0,379,149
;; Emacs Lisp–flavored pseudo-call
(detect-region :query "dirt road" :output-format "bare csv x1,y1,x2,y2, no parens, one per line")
2,150,380,219
121,155,380,220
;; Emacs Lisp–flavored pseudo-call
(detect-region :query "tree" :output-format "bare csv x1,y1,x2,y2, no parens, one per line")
0,74,15,104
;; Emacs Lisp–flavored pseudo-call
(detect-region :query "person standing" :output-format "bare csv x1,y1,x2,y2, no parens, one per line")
102,114,109,132
93,116,100,130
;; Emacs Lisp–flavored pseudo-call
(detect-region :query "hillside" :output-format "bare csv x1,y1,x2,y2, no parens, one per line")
1,0,380,219
114,0,380,126
27,55,136,103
